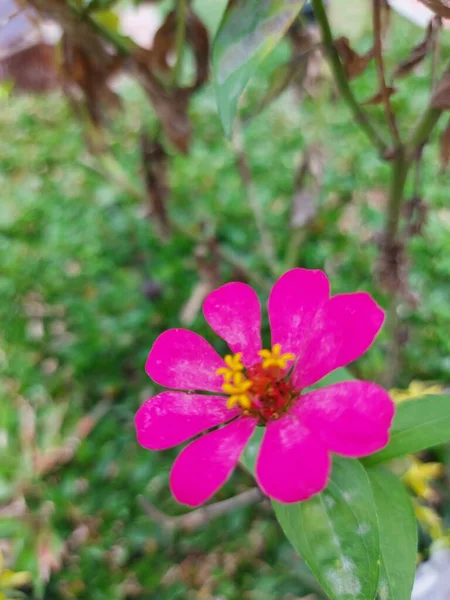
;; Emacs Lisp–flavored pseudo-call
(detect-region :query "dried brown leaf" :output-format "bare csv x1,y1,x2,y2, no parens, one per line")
135,20,207,154
61,35,122,128
362,86,397,104
290,145,326,229
419,0,450,18
439,119,450,170
141,134,170,236
335,36,374,79
291,189,317,228
431,72,450,109
179,280,215,326
393,18,438,78
150,9,209,90
0,43,59,91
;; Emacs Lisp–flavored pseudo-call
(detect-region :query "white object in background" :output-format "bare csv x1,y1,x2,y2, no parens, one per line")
119,5,162,50
412,549,450,600
388,0,450,28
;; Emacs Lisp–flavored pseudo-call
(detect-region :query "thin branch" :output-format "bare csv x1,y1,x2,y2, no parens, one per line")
412,150,423,201
405,59,450,160
171,0,188,86
430,17,442,91
232,124,279,276
311,0,388,156
139,488,264,532
372,0,402,147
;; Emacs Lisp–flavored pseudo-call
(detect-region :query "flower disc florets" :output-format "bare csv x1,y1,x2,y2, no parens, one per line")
217,345,297,422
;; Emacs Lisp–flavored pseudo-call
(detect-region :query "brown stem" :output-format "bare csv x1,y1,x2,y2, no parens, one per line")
372,0,402,147
430,17,442,91
139,488,265,532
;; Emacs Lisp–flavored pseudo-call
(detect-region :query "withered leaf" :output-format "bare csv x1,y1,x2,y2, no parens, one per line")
0,43,59,91
135,8,209,152
335,36,374,80
134,56,192,152
431,72,450,109
61,34,122,128
141,134,170,236
362,86,397,105
439,119,450,170
419,0,450,18
150,10,176,73
290,145,325,229
393,18,438,78
150,9,209,90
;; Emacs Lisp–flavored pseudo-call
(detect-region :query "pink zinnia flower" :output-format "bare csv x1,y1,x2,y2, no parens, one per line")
135,269,395,506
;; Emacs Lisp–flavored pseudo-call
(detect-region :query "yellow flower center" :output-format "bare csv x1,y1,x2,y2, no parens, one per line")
216,345,296,416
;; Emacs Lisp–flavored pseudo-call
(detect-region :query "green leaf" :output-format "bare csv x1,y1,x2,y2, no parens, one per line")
273,458,380,600
92,10,120,32
367,466,417,600
212,0,307,136
364,394,450,466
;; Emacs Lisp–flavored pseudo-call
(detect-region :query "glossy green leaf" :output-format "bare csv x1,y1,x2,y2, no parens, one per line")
213,0,306,136
364,394,450,466
274,458,380,600
367,466,417,600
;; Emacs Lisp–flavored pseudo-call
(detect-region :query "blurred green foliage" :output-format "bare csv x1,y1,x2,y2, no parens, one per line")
1,5,450,599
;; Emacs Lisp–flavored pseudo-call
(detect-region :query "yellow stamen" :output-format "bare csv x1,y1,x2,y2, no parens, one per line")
258,345,295,370
217,345,295,412
216,353,245,382
227,394,251,409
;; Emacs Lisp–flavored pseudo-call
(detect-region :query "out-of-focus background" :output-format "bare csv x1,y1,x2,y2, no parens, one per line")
1,1,450,599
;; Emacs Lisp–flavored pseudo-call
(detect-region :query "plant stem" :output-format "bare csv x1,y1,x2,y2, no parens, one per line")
311,0,388,156
372,0,402,147
171,0,188,86
139,488,264,532
233,124,279,277
385,151,410,241
405,107,441,159
68,3,132,56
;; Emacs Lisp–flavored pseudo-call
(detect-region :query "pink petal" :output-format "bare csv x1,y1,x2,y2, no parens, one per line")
297,381,395,457
203,282,262,367
256,416,330,503
293,292,385,389
268,269,330,356
135,392,237,450
146,329,225,392
170,418,256,506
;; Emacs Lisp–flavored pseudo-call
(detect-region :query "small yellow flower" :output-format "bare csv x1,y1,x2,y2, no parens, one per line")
0,552,31,600
414,501,445,540
402,456,444,501
389,381,443,404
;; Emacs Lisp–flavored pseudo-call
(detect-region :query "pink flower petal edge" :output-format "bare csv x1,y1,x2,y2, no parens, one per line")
268,268,330,357
203,282,262,367
170,418,256,507
146,329,225,392
293,292,385,389
297,381,395,457
256,416,331,503
135,392,238,451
